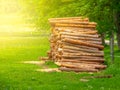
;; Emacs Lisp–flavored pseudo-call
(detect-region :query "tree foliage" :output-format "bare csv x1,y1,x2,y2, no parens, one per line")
20,0,120,38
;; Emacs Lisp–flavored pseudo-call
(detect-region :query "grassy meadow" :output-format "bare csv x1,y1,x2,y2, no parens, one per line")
0,34,120,90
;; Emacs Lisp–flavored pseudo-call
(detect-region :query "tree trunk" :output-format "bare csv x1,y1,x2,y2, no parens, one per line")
117,33,120,50
110,31,114,63
101,33,105,45
114,11,120,50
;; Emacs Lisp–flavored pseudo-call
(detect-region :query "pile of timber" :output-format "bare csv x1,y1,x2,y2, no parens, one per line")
47,17,106,72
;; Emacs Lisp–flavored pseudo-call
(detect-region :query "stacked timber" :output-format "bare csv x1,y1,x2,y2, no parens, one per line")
47,17,106,72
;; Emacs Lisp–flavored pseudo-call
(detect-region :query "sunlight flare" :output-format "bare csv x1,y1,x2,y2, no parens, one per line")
0,0,33,36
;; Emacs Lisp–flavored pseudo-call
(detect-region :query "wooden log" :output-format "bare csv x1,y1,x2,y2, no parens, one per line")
58,54,103,59
61,49,104,55
59,67,98,72
55,23,96,28
60,63,94,69
95,65,107,69
62,38,102,45
56,28,97,33
61,58,105,62
63,52,104,57
61,35,102,42
61,32,99,38
62,46,103,53
58,52,104,59
49,17,83,20
62,55,104,59
55,27,96,31
63,39,104,50
50,20,89,25
62,57,104,60
84,41,102,45
61,60,103,64
63,42,99,50
60,30,98,35
50,20,96,25
60,62,107,70
49,17,89,21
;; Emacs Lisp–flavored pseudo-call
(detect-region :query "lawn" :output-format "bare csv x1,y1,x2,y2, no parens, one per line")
0,36,120,90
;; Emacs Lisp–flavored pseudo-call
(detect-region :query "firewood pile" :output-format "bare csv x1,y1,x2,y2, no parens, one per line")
46,17,106,72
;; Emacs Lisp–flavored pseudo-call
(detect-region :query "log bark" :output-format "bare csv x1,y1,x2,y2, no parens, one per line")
60,63,94,69
57,54,103,59
60,62,106,69
62,49,104,54
56,23,96,28
61,59,103,64
55,27,96,31
61,60,102,64
61,32,99,38
62,56,103,59
50,20,96,25
63,42,99,50
61,35,102,42
59,67,98,72
61,58,105,62
49,17,87,20
49,17,89,23
63,52,104,57
62,46,103,53
62,38,102,45
56,28,97,34
63,39,104,50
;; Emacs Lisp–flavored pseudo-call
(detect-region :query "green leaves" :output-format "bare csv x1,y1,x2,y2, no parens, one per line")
20,0,119,35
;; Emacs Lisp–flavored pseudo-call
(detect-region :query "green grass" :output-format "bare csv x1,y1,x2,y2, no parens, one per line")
0,36,120,90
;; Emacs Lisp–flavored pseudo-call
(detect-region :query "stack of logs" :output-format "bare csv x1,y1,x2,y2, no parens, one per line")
47,17,106,72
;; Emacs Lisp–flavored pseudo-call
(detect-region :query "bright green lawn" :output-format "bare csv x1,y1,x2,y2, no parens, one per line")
0,36,120,90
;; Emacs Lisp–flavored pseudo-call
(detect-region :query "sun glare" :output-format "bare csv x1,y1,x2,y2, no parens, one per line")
0,0,33,35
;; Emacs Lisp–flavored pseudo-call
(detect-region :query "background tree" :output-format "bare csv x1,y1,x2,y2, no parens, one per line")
19,0,120,49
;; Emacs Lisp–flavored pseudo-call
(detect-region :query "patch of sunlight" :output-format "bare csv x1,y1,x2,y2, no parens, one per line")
0,0,35,36
0,13,34,33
